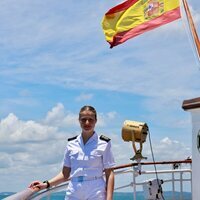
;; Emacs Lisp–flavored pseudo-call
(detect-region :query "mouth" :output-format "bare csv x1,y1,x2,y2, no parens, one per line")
84,126,91,129
83,126,92,130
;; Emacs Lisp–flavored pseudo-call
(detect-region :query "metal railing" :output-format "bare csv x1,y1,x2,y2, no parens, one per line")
29,159,192,200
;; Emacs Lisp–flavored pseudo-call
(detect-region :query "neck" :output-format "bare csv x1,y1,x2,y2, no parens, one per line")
82,131,94,145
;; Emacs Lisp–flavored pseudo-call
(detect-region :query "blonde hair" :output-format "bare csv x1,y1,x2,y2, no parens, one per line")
79,105,97,120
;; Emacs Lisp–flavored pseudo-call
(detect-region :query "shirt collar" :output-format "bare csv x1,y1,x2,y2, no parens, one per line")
78,131,98,146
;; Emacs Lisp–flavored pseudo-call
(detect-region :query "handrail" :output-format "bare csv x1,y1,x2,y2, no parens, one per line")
3,159,192,200
112,159,192,170
28,159,192,200
29,183,69,200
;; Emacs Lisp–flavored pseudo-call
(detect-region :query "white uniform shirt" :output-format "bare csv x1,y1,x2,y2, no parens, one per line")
63,132,115,178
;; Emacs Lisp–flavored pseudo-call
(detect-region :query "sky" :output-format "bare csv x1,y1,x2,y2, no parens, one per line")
0,0,199,193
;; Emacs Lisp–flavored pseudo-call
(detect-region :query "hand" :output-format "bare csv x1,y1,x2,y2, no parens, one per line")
29,180,47,190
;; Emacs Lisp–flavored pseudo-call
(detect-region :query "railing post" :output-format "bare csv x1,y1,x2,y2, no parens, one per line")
172,171,175,200
132,166,137,200
180,171,183,200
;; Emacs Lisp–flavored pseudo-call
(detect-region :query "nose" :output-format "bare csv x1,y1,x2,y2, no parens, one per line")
85,119,90,124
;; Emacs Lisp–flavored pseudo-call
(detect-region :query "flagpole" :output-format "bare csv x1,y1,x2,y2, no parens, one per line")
182,0,200,62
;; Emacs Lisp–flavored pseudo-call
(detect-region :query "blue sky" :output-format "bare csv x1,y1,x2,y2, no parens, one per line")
0,0,199,193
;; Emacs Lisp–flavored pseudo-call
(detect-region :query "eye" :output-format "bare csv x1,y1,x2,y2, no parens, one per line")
81,118,87,123
80,118,95,123
88,118,95,123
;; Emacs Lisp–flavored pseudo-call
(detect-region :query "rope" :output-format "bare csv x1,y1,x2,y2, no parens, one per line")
148,130,166,200
180,0,200,69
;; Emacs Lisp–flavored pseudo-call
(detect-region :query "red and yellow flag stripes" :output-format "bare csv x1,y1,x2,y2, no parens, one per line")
102,0,181,48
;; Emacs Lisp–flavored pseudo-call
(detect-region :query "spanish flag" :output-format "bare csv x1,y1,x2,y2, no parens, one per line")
102,0,181,48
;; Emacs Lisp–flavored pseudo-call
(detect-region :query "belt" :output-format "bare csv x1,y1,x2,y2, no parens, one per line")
71,176,103,182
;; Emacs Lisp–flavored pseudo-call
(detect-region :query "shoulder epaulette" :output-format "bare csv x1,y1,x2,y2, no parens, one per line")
68,135,78,142
100,135,110,143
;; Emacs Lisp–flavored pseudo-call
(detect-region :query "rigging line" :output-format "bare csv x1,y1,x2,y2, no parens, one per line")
181,0,200,69
148,130,166,200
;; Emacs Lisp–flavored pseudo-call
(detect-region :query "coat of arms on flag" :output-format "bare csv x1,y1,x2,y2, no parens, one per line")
144,0,164,20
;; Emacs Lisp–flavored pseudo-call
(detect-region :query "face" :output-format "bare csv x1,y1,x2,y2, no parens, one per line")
79,110,97,134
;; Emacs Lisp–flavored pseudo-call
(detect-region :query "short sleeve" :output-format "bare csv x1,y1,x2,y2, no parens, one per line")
102,141,115,169
63,146,71,168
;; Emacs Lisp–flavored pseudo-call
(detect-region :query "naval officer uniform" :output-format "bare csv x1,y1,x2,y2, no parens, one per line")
63,131,115,200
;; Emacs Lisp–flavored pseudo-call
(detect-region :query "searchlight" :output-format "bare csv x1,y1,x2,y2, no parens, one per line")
121,120,148,161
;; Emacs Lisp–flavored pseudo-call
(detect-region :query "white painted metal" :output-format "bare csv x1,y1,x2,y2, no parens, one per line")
28,164,192,200
186,108,200,200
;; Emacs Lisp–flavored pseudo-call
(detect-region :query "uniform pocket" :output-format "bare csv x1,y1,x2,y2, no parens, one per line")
88,151,102,167
69,150,79,160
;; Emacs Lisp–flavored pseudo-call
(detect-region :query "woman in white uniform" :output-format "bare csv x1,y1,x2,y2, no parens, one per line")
29,105,115,200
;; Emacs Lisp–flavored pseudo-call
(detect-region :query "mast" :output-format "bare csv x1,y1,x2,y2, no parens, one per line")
182,0,200,60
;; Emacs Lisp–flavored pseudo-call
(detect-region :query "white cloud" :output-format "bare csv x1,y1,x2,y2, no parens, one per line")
43,103,118,130
0,0,197,193
97,111,118,127
0,104,119,168
188,3,200,25
44,103,65,124
44,103,79,128
107,111,117,119
111,134,191,165
0,113,59,144
0,153,13,168
0,0,199,101
75,93,93,102
161,137,173,145
145,137,191,161
0,104,192,192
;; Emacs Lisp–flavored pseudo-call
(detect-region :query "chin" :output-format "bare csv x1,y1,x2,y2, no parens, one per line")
83,129,93,134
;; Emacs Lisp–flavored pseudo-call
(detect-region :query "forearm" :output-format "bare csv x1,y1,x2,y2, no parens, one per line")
29,166,71,190
105,169,114,200
47,166,70,187
48,171,67,187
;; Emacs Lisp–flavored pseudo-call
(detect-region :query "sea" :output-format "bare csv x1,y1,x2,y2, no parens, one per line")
0,191,192,200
